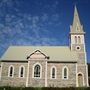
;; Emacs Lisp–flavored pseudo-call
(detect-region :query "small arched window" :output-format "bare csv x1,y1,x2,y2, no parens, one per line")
51,66,56,79
75,36,77,44
8,65,14,77
62,67,68,79
78,36,81,44
19,66,25,78
34,65,40,77
52,68,55,78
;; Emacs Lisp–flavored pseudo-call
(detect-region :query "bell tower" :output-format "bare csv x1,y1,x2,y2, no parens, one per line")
70,6,86,64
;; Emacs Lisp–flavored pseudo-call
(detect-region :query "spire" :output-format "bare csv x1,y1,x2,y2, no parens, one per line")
70,6,85,34
73,5,80,26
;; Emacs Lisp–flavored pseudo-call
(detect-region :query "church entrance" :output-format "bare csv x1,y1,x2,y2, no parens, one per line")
78,73,83,87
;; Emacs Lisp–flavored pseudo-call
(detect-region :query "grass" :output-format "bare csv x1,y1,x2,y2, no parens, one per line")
0,87,90,90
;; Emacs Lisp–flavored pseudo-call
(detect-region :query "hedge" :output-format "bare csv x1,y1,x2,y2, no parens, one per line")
0,87,90,90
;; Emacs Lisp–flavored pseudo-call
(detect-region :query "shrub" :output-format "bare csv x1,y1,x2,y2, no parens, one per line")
0,87,90,90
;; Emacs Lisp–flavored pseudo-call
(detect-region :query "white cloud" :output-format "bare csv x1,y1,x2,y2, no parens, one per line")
0,12,63,45
0,12,63,44
0,0,66,57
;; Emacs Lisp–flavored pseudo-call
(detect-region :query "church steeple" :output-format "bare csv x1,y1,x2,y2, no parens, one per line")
70,6,85,34
69,6,86,64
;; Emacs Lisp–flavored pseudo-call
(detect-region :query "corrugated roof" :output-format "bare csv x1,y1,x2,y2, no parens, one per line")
1,46,78,62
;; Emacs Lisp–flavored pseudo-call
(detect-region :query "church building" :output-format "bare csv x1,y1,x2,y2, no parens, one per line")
0,6,89,87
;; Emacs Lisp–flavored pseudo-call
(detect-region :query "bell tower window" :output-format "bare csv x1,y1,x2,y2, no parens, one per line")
75,36,77,44
78,36,81,43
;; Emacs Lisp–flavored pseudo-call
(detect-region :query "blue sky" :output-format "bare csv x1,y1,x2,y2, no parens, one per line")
0,0,90,62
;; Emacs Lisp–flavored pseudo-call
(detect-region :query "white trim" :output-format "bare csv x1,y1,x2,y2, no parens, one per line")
78,36,81,44
50,66,57,79
70,35,72,50
62,66,68,80
85,51,87,65
76,63,78,87
8,65,14,78
19,65,25,78
84,39,89,86
32,62,42,79
84,45,88,86
0,62,3,80
45,61,47,87
83,34,86,64
77,72,85,87
75,36,78,44
26,61,30,87
83,35,86,53
30,59,47,61
75,45,81,51
86,65,89,86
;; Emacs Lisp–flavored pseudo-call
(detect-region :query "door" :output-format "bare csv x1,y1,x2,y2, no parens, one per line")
78,73,83,87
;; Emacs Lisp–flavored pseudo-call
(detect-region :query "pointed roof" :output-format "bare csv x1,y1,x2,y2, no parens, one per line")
70,6,85,34
73,6,81,26
27,50,49,59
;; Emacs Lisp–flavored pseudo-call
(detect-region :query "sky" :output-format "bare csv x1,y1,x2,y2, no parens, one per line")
0,0,90,62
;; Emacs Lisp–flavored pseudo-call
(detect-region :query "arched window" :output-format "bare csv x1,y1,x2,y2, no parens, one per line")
34,64,40,78
78,36,81,43
51,66,56,79
62,66,68,79
75,36,77,44
8,65,14,77
52,68,55,79
19,66,25,78
64,68,67,78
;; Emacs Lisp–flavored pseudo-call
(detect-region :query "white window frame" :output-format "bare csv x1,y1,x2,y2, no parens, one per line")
75,36,78,44
32,62,42,79
78,36,81,44
19,65,25,78
8,65,14,78
50,66,57,79
62,66,68,80
76,45,81,51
